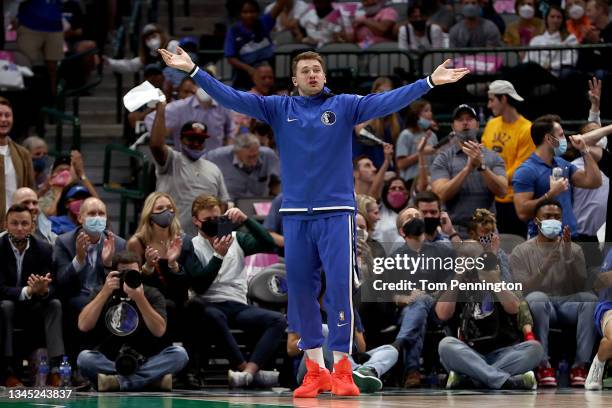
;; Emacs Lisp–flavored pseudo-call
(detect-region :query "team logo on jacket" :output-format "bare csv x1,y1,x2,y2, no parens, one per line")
321,111,336,126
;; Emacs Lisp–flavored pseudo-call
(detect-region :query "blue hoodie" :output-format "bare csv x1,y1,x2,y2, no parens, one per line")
190,67,434,214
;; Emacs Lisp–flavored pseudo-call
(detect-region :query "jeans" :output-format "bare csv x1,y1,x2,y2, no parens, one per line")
77,346,188,390
526,291,598,365
395,295,438,374
438,337,544,389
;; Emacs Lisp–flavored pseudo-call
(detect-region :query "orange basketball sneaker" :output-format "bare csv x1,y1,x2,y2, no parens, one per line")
293,358,332,398
331,356,360,396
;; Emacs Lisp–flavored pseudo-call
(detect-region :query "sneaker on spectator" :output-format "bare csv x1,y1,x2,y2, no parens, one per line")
404,370,421,388
503,371,537,390
228,370,253,388
252,370,279,388
536,366,557,387
5,374,23,388
150,374,173,391
352,366,382,393
294,358,332,398
331,356,360,396
179,370,203,390
446,371,468,389
97,374,120,391
570,366,588,387
585,360,605,390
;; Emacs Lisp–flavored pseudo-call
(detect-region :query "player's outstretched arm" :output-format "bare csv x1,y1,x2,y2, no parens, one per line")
158,47,276,123
351,59,469,124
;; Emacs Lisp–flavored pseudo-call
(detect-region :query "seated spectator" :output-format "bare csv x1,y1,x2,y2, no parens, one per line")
0,97,34,228
566,0,590,43
21,136,49,189
299,0,345,47
509,198,597,387
523,5,578,76
354,77,400,171
77,251,189,391
503,0,544,46
54,197,126,311
10,187,56,245
224,0,286,90
578,0,612,76
184,195,285,388
431,104,507,237
414,191,461,243
396,100,438,189
512,114,601,238
353,150,392,202
265,0,310,42
162,36,200,94
149,101,230,237
0,204,64,387
482,80,534,237
105,24,176,74
350,0,398,48
466,208,512,276
356,194,385,257
481,0,506,35
16,0,64,93
449,0,502,47
250,120,275,150
427,0,456,33
176,76,198,101
372,177,411,245
398,3,445,50
144,81,236,151
206,133,280,201
49,182,96,235
436,241,544,390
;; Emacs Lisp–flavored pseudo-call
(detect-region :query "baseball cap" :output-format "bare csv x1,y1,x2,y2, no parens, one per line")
66,185,90,199
452,104,478,120
180,121,209,138
488,80,524,101
52,155,71,171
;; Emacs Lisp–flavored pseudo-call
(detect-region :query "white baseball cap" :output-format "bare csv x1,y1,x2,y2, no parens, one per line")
488,80,524,102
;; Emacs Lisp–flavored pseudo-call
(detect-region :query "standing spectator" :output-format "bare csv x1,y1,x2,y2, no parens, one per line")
224,0,287,90
21,136,49,190
509,199,597,387
353,147,393,202
0,204,64,387
299,0,345,47
481,81,534,237
205,133,280,200
149,102,230,236
265,0,309,42
431,104,507,237
578,0,612,76
10,187,56,245
512,114,601,238
503,0,545,46
449,0,502,47
351,0,398,48
396,100,438,189
566,0,590,43
16,0,64,94
0,97,34,229
398,3,445,51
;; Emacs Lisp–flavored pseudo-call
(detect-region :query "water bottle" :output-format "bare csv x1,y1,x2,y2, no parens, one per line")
36,356,49,387
59,356,72,387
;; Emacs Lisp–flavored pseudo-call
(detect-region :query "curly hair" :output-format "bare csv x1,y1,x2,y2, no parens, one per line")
467,208,497,234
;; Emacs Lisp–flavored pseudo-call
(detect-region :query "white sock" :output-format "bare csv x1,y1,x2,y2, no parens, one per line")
333,351,348,364
593,355,606,368
305,348,325,369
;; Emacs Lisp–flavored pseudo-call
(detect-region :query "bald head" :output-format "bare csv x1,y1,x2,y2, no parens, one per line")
12,187,39,220
78,197,107,225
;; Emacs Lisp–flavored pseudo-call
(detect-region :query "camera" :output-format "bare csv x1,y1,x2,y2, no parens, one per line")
118,269,142,290
115,344,145,376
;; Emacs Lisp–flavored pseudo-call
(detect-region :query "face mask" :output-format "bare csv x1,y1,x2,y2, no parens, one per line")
478,231,495,248
518,4,535,19
32,156,47,173
423,217,440,235
364,3,383,16
387,191,408,209
568,4,584,20
200,218,219,237
182,145,206,161
403,218,425,237
68,199,84,216
51,170,72,187
418,117,432,130
196,88,211,103
412,19,427,32
150,209,174,228
538,218,562,239
8,233,30,247
462,4,481,18
146,36,161,51
83,216,107,236
552,136,567,156
456,129,479,143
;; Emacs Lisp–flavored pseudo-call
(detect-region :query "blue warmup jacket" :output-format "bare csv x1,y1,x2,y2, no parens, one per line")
190,67,434,213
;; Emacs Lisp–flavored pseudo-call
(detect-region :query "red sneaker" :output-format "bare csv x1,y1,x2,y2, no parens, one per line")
536,366,558,387
293,358,332,398
331,356,360,397
570,366,587,387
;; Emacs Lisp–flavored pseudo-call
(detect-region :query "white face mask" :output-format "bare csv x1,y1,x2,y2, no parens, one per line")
146,36,161,51
196,88,211,103
518,4,535,19
568,4,585,20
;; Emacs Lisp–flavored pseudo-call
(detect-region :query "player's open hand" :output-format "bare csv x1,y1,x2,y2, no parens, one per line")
158,46,195,73
431,59,470,85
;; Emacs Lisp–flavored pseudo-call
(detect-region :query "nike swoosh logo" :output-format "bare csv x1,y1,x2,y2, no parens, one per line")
287,118,298,122
337,322,349,327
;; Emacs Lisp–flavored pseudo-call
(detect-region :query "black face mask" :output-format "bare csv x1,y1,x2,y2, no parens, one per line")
423,217,440,235
412,19,427,32
403,218,425,237
200,218,219,237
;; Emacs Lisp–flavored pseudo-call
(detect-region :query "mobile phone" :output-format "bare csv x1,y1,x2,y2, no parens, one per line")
552,167,564,181
217,216,234,238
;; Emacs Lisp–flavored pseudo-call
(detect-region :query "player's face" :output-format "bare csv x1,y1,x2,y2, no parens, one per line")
292,59,326,96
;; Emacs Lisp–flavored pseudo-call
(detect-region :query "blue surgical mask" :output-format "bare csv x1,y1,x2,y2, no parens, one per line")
182,145,206,161
32,156,47,173
538,219,562,239
418,118,432,130
553,137,567,156
83,216,107,236
462,4,481,18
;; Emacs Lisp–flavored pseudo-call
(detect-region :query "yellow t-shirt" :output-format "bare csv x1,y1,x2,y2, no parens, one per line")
481,115,535,203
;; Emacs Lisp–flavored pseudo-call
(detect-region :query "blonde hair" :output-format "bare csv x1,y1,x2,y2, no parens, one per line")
134,192,182,244
356,194,377,231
